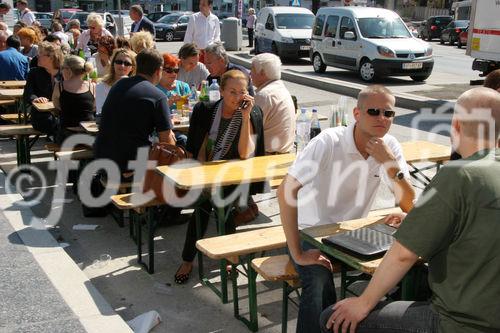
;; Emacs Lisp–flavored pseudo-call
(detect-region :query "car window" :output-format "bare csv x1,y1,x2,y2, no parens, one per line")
178,16,189,24
275,14,314,29
265,14,274,30
106,15,112,23
357,17,411,38
455,20,469,28
324,15,339,38
312,14,325,36
434,17,452,26
159,15,180,24
339,16,356,40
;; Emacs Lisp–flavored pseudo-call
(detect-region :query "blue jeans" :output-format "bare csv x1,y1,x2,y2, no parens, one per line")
319,301,439,333
292,241,337,333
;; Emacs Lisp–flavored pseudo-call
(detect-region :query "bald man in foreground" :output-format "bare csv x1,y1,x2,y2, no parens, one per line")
320,87,500,333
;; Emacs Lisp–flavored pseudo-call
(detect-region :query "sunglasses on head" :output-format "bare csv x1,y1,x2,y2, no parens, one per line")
163,67,179,73
114,59,133,67
366,108,396,118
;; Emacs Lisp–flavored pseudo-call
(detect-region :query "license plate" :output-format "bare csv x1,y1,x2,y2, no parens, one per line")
300,45,310,50
402,62,423,69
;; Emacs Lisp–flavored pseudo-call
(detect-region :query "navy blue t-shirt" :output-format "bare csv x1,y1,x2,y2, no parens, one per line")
94,76,172,172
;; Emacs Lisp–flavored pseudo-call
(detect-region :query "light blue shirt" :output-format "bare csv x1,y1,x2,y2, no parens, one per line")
156,80,191,110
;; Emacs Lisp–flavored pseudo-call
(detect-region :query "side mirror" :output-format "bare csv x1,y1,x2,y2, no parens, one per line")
344,31,355,40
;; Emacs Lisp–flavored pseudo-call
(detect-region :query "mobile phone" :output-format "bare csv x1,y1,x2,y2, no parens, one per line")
239,100,249,110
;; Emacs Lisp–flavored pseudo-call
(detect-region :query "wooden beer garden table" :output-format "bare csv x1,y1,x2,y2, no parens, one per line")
80,121,189,134
0,89,26,123
400,140,450,186
0,81,26,89
32,101,56,113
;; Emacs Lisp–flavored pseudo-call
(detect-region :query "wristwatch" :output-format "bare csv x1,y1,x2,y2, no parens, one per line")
393,170,405,181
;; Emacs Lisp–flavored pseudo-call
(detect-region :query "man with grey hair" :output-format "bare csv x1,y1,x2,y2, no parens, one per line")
130,4,155,37
251,52,295,153
321,87,500,333
205,42,254,95
0,22,12,35
278,85,415,333
67,19,81,31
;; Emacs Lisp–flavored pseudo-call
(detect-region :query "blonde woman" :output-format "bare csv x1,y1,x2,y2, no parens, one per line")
52,55,96,143
77,12,113,54
95,48,136,115
129,30,154,54
17,27,39,59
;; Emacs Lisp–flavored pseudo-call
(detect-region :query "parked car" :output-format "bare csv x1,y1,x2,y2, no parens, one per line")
310,7,434,82
254,6,315,59
33,12,53,29
70,12,117,36
420,15,452,41
60,8,82,24
457,27,468,48
440,20,468,45
147,11,172,22
108,10,129,16
154,12,192,41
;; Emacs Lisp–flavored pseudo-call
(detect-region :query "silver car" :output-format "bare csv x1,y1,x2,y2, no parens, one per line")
33,12,53,29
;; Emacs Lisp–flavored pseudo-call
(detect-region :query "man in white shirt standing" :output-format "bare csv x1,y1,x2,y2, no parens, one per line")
16,0,35,26
278,85,416,333
183,0,220,63
251,53,295,154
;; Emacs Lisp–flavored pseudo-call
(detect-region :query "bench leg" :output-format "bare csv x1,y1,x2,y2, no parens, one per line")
232,263,239,317
282,282,289,333
147,208,155,274
234,254,258,332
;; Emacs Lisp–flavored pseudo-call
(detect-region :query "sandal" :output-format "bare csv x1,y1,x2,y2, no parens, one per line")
174,264,192,284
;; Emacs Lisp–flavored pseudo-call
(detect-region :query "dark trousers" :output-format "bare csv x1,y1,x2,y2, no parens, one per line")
320,301,439,333
31,110,58,137
247,28,254,47
292,241,337,333
181,188,239,262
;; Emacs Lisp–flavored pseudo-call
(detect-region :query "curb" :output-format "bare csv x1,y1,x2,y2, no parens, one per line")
228,52,453,111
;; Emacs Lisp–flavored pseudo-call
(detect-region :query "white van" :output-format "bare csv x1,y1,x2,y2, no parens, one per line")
254,6,315,59
311,7,434,82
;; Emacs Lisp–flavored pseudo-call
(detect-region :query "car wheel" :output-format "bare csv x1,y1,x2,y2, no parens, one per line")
410,73,431,82
359,59,376,82
165,31,174,42
312,53,326,73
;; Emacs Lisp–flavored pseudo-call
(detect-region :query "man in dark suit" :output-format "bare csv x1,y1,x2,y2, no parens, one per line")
129,5,155,38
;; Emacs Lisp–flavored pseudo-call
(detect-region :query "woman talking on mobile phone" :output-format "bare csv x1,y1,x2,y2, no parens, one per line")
174,69,265,284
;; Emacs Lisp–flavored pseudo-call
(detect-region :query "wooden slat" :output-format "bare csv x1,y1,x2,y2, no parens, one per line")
196,225,287,260
0,99,15,106
0,89,23,99
158,153,296,190
80,120,189,134
401,140,451,164
0,124,40,136
55,149,93,160
0,113,22,123
0,81,26,89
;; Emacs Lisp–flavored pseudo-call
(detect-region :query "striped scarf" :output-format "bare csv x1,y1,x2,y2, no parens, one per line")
207,102,243,161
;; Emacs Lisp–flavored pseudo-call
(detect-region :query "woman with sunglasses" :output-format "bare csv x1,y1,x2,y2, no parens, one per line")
174,69,265,284
96,48,136,117
93,35,116,77
156,53,191,111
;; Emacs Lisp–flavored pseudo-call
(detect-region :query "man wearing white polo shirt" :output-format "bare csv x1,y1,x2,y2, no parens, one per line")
16,0,35,26
278,85,416,333
183,0,220,63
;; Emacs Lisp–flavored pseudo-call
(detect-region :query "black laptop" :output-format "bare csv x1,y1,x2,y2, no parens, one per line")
322,224,397,260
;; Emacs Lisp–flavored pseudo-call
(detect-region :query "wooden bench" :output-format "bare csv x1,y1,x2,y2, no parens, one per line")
252,255,343,333
0,124,41,166
111,192,164,273
0,113,23,123
45,143,93,161
0,99,15,107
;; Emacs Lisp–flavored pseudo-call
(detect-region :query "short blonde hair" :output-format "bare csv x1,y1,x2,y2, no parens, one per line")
220,69,248,90
38,41,64,69
86,12,104,28
129,31,155,53
357,85,394,110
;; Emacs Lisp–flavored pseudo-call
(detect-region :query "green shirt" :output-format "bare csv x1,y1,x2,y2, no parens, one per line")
395,149,500,333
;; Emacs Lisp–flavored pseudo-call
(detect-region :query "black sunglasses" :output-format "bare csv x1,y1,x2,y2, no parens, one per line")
114,59,133,67
366,108,396,118
163,67,180,73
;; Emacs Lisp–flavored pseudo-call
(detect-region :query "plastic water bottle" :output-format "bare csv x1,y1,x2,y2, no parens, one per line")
310,108,321,139
209,79,221,103
296,108,311,152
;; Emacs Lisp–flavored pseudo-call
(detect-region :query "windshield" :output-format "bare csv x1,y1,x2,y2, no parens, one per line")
357,17,411,38
62,11,75,19
275,14,314,29
454,20,469,28
158,15,180,24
